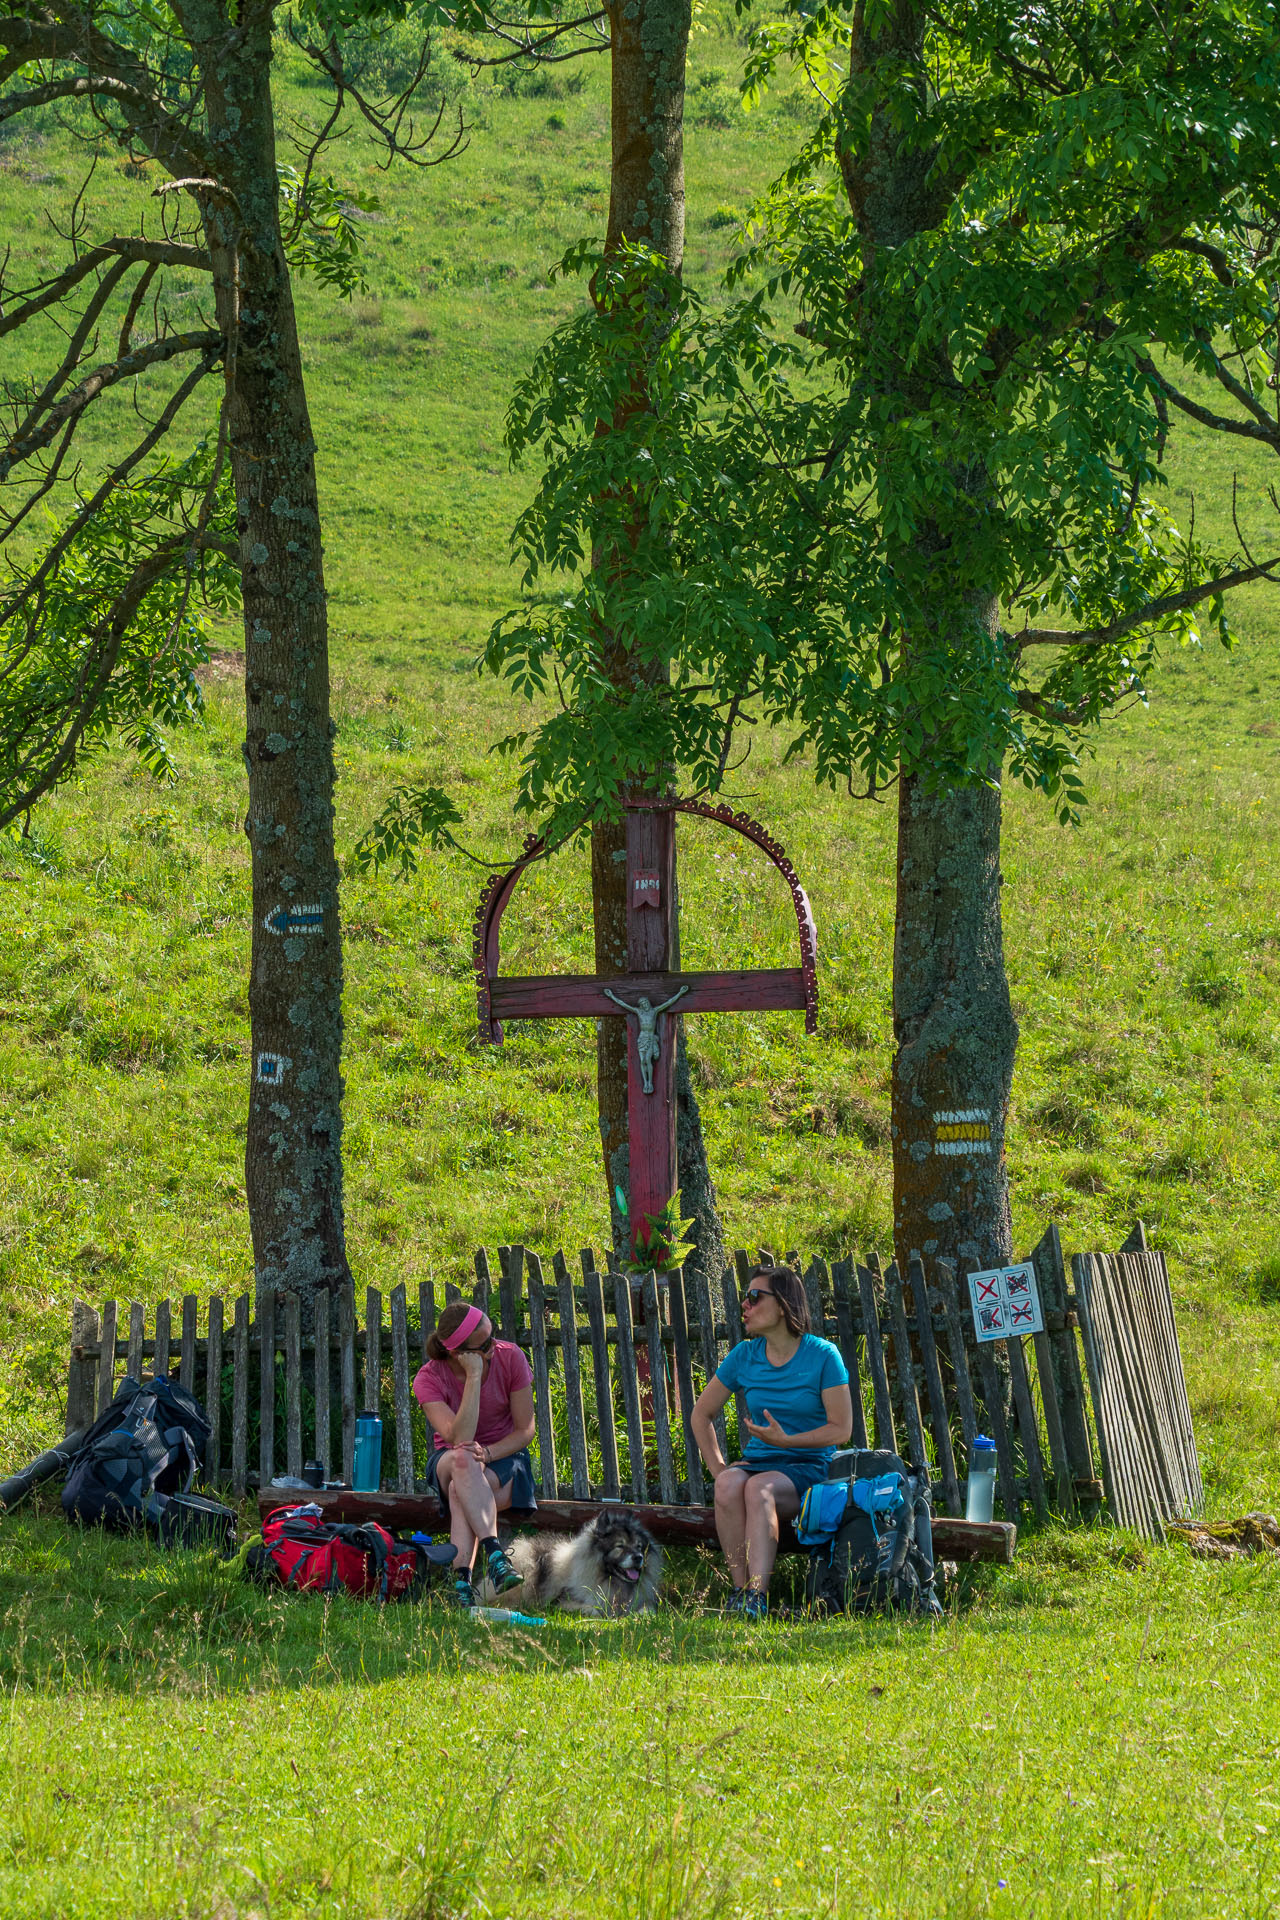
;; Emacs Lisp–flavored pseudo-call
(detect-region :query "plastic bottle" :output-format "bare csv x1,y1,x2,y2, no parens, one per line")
465,1607,547,1627
965,1434,998,1523
352,1411,383,1492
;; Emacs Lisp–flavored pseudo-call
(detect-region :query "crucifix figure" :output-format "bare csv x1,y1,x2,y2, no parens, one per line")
601,985,690,1094
474,799,817,1264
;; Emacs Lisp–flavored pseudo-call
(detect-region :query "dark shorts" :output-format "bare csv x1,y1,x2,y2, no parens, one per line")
727,1456,831,1500
424,1444,537,1511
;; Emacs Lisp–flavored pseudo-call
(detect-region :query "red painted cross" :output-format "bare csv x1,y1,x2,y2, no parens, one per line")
474,800,817,1261
976,1276,1000,1303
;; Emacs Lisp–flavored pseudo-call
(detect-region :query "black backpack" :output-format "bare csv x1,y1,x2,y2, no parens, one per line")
62,1375,234,1552
802,1448,943,1619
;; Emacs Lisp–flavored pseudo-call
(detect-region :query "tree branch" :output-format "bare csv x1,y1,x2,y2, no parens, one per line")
2,329,223,481
1015,559,1280,647
0,239,210,340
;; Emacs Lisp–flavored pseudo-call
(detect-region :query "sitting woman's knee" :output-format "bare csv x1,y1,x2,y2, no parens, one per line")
714,1468,747,1507
743,1474,776,1510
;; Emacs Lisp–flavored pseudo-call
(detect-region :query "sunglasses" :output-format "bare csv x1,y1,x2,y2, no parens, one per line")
741,1288,775,1307
465,1333,495,1354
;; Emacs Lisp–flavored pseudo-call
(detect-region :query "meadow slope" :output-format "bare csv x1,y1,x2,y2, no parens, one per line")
2,28,1280,1920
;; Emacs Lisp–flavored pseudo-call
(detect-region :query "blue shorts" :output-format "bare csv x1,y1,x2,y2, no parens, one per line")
729,1455,831,1499
424,1443,537,1511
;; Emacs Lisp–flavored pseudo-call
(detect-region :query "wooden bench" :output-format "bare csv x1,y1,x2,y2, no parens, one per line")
253,1485,1017,1564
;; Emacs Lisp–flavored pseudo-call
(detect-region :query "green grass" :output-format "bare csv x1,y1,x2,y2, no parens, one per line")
1,1508,1278,1919
2,34,1280,1917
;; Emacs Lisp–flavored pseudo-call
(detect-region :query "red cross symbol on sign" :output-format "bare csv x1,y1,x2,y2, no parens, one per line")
976,1275,1000,1304
1010,1300,1035,1326
474,799,818,1261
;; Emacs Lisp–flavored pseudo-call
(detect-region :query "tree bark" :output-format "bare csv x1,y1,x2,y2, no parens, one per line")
591,0,723,1271
839,2,1018,1285
199,1,349,1304
891,768,1017,1278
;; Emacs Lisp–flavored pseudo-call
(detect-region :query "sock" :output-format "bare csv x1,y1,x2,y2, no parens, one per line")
481,1536,502,1558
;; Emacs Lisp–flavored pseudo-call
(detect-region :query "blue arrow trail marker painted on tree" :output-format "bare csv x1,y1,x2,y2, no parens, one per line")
263,904,324,937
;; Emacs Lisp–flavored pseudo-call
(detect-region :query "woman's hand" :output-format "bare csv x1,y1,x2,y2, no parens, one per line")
456,1349,485,1382
743,1407,789,1448
448,1439,485,1460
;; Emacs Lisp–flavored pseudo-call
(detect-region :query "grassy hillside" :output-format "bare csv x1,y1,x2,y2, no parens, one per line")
1,27,1278,1513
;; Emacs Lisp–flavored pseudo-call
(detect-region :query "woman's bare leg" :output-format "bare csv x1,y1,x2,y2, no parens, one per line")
713,1468,751,1589
436,1453,500,1572
743,1471,802,1593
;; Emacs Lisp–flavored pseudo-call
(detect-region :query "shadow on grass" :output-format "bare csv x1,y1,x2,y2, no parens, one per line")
0,1504,1220,1701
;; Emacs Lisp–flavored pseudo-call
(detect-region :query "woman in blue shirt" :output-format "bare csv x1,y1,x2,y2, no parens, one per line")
691,1265,853,1619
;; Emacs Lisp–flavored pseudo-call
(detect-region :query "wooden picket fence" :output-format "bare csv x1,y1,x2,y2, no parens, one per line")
64,1222,1173,1527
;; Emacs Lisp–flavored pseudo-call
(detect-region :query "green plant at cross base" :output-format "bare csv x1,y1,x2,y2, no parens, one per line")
616,1185,698,1276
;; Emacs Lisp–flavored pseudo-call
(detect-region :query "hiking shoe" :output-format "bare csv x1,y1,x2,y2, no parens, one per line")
453,1577,475,1609
486,1544,523,1594
741,1589,769,1622
724,1587,746,1615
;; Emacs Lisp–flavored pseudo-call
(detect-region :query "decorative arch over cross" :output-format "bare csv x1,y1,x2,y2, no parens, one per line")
471,798,819,1259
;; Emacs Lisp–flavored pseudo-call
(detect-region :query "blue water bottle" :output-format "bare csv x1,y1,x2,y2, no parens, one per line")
352,1412,383,1492
965,1434,997,1523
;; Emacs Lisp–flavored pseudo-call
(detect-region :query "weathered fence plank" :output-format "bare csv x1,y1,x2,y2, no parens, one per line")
857,1263,896,1452
667,1267,704,1503
612,1271,648,1503
154,1298,172,1382
313,1287,330,1481
127,1300,145,1383
525,1249,558,1500
338,1283,356,1486
283,1291,302,1479
831,1260,869,1451
180,1295,198,1393
642,1272,679,1507
231,1294,249,1498
206,1295,223,1485
582,1252,620,1500
390,1283,415,1495
884,1262,927,1475
908,1256,960,1518
1006,1333,1049,1521
96,1299,118,1416
1032,1224,1094,1487
257,1289,275,1489
364,1288,382,1415
552,1252,591,1499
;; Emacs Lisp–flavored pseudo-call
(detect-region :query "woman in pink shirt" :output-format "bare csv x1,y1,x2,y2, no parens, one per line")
412,1300,536,1606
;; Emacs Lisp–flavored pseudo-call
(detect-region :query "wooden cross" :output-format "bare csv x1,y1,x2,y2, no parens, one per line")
474,799,818,1262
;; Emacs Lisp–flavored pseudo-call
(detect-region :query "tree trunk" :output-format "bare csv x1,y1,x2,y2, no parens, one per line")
592,0,723,1271
891,768,1017,1278
200,3,349,1305
838,2,1018,1288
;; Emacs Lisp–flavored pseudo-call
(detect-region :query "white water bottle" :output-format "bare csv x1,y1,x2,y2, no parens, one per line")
965,1435,997,1523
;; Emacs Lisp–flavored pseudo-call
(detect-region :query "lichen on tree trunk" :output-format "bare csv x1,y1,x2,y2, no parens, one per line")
200,2,349,1305
891,768,1017,1279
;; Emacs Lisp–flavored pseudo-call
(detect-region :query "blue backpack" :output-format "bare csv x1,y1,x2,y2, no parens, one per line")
800,1448,942,1618
795,1471,905,1544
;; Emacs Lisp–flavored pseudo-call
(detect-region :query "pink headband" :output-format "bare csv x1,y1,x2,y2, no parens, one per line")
441,1305,485,1352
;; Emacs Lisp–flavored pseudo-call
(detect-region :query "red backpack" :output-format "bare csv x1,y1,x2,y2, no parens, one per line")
249,1504,452,1600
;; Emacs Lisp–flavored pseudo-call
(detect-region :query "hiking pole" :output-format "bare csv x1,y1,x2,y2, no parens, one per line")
0,1428,90,1514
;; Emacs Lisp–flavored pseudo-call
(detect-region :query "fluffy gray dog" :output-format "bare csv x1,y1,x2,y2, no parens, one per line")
478,1509,662,1615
